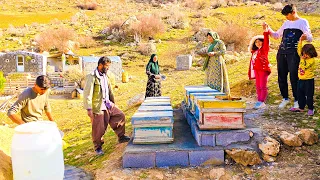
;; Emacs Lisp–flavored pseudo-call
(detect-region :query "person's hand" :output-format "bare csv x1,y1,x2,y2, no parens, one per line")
87,109,94,123
208,52,215,57
262,22,268,32
300,34,307,42
155,75,161,79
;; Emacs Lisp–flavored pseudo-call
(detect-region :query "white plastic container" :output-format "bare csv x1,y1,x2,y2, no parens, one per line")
11,121,64,180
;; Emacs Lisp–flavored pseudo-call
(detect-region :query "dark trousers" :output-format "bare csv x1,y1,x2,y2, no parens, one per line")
297,79,314,110
92,105,125,150
277,52,300,101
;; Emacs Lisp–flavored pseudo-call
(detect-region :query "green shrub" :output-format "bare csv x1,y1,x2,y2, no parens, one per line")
0,71,6,93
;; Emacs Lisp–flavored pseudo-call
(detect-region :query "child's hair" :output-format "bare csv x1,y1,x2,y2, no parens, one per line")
281,4,296,15
251,38,264,51
301,44,318,58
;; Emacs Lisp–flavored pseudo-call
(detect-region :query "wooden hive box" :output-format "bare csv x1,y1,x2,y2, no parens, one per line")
184,86,218,107
131,111,174,144
189,92,225,111
194,99,246,130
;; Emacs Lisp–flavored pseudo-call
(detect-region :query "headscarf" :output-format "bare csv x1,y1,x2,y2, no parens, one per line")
146,54,159,75
203,31,220,70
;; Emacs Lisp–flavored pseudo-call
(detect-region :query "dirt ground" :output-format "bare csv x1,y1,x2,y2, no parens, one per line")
94,99,320,180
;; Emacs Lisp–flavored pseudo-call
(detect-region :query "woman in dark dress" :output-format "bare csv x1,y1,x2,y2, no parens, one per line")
145,54,161,97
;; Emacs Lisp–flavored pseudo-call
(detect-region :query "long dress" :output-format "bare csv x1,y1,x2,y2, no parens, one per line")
145,66,161,97
205,41,229,94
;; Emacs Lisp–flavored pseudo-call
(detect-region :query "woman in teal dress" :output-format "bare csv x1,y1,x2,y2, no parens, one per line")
198,31,229,94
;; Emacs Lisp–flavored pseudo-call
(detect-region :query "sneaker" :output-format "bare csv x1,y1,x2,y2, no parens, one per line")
279,99,290,109
289,107,304,112
293,101,299,108
254,101,266,109
307,109,315,116
118,135,131,143
95,148,104,155
253,101,261,109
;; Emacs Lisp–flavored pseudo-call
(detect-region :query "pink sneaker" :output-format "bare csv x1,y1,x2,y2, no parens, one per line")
307,109,315,116
289,107,304,112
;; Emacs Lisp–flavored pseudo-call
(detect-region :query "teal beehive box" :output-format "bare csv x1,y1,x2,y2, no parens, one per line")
131,111,174,144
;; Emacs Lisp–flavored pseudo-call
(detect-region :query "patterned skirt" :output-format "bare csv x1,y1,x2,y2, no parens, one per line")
145,77,162,97
205,56,229,94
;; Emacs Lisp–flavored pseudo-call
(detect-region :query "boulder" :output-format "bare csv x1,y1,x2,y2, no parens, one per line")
258,136,280,156
280,131,303,147
296,129,318,145
262,153,277,162
225,149,262,166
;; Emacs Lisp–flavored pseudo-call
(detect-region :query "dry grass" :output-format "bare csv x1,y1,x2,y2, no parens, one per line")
129,14,165,39
216,22,253,51
35,27,78,53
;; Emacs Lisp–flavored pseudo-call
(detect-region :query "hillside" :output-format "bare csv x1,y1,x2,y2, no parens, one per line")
0,0,320,179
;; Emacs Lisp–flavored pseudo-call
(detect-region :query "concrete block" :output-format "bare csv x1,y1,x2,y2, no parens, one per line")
201,134,215,146
123,153,156,168
216,131,251,146
156,151,189,167
176,55,192,70
189,150,224,166
190,119,201,146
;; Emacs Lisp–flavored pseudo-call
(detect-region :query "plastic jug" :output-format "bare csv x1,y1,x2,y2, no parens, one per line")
122,70,129,83
11,121,64,180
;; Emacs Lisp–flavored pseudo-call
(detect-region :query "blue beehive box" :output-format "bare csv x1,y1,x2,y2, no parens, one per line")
131,111,174,144
141,101,171,106
145,96,170,100
138,106,173,112
184,86,218,108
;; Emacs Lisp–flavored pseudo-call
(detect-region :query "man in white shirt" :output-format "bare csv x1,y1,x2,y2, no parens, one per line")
267,4,312,109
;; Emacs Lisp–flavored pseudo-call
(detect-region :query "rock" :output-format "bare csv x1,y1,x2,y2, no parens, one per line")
107,35,114,40
0,150,13,180
110,176,124,180
296,129,319,145
137,43,157,55
193,28,211,42
126,42,136,47
195,41,203,49
249,131,254,137
280,131,303,147
253,13,265,19
122,16,139,29
209,167,232,180
176,55,192,70
262,153,277,162
258,136,280,156
225,149,262,166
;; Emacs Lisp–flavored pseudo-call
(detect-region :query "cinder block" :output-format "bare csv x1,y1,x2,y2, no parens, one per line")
189,150,224,166
156,151,189,167
123,153,156,168
216,131,251,146
201,134,215,147
190,119,201,146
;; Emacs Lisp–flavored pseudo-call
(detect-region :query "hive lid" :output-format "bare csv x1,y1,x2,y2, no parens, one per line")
14,121,57,134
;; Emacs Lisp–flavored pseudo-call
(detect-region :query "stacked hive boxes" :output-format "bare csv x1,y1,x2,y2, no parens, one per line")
184,85,247,146
131,96,174,144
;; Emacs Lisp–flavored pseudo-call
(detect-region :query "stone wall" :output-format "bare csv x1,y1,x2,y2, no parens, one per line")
82,56,122,81
0,51,46,76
